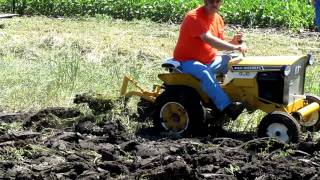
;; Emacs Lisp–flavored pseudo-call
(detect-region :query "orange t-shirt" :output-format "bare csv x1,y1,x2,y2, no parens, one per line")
173,6,225,64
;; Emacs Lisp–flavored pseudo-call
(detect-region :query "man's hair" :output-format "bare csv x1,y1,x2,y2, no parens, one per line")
204,0,223,4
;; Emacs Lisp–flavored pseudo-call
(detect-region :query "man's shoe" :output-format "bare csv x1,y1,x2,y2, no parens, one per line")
223,102,245,120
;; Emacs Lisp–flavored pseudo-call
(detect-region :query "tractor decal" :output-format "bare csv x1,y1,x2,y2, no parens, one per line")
232,65,283,71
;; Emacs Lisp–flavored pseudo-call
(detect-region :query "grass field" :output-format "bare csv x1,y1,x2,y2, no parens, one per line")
0,16,319,131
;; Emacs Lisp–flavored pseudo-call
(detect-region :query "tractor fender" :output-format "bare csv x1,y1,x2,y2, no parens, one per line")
158,73,210,104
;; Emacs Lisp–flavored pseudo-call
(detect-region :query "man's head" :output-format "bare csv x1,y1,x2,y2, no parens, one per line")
204,0,223,15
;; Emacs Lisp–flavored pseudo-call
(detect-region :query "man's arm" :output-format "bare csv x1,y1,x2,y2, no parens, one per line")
200,31,246,52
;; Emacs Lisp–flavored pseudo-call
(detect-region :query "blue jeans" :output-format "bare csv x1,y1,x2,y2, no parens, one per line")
178,55,232,111
316,0,320,29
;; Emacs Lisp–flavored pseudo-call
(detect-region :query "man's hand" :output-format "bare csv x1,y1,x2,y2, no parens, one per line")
230,32,244,45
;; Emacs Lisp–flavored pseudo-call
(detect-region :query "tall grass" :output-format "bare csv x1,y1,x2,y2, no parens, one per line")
0,17,171,110
221,0,314,30
0,0,315,30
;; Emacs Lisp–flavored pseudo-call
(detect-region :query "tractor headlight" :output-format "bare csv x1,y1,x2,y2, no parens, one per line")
307,54,315,66
282,66,291,76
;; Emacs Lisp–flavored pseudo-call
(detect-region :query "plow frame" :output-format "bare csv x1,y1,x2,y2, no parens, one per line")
120,76,162,103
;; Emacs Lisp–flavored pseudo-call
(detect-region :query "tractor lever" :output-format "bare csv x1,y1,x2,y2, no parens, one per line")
239,40,247,57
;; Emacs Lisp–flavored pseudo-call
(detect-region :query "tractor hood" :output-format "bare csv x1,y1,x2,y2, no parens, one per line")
228,55,309,71
226,55,314,105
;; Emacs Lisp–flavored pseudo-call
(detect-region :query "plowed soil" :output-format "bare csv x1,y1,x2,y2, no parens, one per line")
1,96,320,179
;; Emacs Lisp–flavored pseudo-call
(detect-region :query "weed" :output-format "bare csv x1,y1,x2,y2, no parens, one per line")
225,164,240,175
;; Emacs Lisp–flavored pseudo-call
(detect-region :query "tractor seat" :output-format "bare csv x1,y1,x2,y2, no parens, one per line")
161,58,225,83
162,58,182,73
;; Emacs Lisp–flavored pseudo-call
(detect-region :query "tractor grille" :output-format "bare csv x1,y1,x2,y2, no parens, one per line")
257,58,307,105
284,59,306,104
257,72,284,104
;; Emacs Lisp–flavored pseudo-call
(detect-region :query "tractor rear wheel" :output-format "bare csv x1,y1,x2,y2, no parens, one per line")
304,95,320,132
257,111,300,143
152,86,206,136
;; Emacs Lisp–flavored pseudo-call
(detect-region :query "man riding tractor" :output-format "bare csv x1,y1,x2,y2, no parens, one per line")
173,0,247,120
120,0,320,143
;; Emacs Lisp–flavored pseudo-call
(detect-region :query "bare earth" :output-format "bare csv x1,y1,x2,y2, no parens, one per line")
1,94,320,180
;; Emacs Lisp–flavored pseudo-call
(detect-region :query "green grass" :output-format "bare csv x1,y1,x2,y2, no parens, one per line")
0,16,319,132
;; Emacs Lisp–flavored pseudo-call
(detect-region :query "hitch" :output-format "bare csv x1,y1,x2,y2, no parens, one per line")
120,76,161,103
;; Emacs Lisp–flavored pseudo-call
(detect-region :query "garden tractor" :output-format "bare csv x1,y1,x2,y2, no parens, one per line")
120,53,319,143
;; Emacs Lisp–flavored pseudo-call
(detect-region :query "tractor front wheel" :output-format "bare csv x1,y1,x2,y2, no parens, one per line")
257,111,300,143
152,86,206,136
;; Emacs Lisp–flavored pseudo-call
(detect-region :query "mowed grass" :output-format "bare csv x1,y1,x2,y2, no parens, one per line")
0,16,319,116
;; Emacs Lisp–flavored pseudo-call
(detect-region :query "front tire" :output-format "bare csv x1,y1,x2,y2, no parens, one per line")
257,111,300,143
152,86,206,136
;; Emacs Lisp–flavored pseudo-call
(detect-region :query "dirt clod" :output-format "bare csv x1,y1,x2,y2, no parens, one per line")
74,93,114,115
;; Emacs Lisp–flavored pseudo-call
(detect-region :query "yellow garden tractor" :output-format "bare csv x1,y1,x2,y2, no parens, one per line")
120,54,319,143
